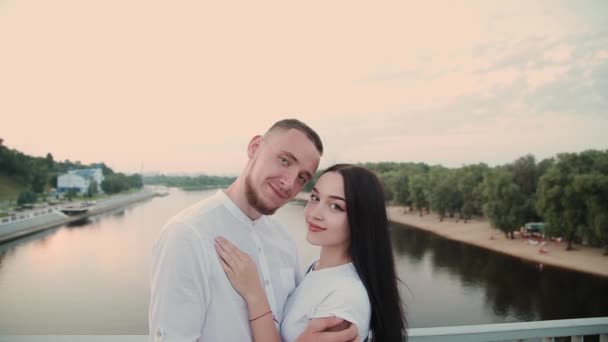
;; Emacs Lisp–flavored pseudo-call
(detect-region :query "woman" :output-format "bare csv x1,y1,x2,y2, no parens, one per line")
215,164,407,341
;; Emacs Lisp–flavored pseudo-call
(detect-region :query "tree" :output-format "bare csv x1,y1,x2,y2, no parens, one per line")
17,191,37,206
45,153,54,169
508,155,538,221
457,164,488,222
430,177,452,221
536,153,591,250
101,173,143,194
574,173,608,254
394,171,411,211
31,165,49,194
568,150,608,254
87,180,99,197
482,169,527,239
409,173,429,217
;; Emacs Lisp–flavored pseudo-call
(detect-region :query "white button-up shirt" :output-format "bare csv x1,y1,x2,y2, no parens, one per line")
149,190,303,342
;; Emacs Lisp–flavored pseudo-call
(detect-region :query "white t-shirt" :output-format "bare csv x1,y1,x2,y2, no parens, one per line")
149,190,303,342
280,261,371,342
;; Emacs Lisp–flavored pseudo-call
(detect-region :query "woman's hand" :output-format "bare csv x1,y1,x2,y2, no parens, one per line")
215,236,265,303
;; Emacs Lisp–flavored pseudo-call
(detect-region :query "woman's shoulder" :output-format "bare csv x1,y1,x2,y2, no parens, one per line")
308,265,371,340
313,264,368,296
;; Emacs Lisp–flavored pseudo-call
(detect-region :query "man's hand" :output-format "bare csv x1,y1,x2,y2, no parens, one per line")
296,317,359,342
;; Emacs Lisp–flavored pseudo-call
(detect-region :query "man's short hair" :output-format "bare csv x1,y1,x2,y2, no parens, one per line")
265,119,323,155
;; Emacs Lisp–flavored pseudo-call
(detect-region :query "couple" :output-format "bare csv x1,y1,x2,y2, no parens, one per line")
149,119,407,341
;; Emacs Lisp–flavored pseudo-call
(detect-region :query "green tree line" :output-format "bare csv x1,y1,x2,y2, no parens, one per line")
0,144,142,202
144,174,236,190
305,151,608,254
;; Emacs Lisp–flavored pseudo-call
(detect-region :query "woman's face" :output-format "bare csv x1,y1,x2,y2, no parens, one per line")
304,172,350,249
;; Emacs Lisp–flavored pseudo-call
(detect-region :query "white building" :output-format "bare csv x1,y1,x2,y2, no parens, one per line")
57,168,104,194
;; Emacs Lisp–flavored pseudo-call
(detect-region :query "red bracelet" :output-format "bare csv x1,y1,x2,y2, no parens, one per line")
249,310,272,322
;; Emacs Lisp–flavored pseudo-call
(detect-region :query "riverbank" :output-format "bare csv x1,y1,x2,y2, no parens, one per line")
0,189,158,244
293,192,608,278
388,206,608,278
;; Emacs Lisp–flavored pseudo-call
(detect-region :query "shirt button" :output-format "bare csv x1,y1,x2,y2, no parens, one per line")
155,329,162,337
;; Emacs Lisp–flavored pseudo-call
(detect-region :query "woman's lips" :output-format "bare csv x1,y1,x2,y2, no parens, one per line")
308,223,327,232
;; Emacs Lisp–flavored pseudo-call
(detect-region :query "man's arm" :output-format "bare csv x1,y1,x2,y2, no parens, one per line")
149,223,211,342
296,317,359,342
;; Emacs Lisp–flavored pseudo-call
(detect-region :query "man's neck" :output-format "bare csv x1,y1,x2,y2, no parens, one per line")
224,178,263,221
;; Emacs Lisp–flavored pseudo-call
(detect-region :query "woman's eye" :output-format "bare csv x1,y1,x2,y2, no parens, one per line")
330,204,344,211
310,194,319,201
279,157,289,165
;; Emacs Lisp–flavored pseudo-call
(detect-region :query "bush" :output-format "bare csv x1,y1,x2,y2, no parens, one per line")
17,191,37,206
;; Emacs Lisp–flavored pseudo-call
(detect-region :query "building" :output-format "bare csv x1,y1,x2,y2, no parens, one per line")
57,168,104,194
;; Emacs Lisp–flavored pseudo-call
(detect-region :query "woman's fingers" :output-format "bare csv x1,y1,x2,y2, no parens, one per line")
215,239,239,269
216,237,246,262
218,257,233,277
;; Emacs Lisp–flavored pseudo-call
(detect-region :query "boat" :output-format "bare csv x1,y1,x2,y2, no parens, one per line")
59,202,96,216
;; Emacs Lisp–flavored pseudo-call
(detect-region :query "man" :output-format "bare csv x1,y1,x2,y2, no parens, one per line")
149,119,358,341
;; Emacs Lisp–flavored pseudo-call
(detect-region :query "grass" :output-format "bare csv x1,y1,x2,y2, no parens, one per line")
0,173,28,201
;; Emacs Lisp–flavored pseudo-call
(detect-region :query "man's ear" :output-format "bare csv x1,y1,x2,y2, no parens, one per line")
247,135,263,159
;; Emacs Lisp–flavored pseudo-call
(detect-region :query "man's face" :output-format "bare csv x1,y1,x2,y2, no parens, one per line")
245,129,321,215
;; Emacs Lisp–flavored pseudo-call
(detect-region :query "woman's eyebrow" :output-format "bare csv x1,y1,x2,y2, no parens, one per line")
311,188,345,202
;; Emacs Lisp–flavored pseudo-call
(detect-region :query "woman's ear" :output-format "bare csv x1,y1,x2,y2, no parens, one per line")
247,135,263,159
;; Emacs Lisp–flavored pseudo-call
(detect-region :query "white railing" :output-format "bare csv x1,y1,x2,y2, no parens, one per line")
409,317,608,341
0,207,58,225
0,317,606,342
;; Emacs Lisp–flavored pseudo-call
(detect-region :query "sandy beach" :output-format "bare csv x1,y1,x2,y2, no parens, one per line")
293,192,608,278
387,206,608,278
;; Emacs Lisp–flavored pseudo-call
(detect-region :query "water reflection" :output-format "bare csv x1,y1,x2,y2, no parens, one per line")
390,223,608,322
66,218,93,227
0,189,606,334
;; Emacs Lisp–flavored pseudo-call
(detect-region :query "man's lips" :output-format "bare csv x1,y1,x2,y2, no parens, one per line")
308,223,327,232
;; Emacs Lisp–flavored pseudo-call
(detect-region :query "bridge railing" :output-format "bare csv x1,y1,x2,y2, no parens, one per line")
408,317,608,341
0,317,606,342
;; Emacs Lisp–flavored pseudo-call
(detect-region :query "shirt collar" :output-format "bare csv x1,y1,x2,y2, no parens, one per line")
216,189,267,228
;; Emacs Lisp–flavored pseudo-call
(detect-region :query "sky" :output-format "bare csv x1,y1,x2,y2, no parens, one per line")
1,0,607,175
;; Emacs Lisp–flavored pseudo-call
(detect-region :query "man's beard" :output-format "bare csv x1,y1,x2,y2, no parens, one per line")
245,173,279,216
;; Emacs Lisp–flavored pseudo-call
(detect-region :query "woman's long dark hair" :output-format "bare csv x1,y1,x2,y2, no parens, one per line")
322,164,407,342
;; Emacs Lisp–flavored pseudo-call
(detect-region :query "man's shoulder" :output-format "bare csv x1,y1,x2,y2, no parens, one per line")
163,192,227,236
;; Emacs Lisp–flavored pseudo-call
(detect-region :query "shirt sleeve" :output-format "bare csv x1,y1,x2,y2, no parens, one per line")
149,221,212,342
293,244,304,286
308,281,370,334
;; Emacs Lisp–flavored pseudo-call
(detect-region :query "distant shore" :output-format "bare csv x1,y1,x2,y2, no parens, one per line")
293,193,608,278
0,189,158,244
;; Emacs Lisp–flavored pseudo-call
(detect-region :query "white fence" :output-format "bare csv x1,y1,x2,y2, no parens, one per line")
0,317,606,342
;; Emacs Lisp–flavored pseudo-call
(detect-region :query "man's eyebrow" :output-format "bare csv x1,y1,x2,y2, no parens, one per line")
281,151,298,163
282,151,313,179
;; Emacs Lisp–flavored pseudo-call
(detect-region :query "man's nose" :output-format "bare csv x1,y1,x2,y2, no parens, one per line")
280,170,298,191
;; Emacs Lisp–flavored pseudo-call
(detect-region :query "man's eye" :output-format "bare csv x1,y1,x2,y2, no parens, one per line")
310,194,319,201
279,157,289,165
298,175,306,184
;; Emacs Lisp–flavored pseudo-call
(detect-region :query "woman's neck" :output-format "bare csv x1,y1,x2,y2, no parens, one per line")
317,245,351,271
